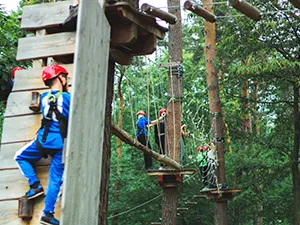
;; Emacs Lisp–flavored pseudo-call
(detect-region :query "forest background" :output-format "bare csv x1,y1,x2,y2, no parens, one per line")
0,0,299,224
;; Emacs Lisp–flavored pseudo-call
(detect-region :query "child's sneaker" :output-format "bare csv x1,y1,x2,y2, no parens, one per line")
25,182,44,199
41,212,59,225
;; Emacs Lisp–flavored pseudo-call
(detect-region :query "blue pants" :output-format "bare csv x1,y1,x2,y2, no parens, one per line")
14,139,64,213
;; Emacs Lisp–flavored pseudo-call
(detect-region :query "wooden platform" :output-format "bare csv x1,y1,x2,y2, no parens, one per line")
147,168,196,176
18,1,168,65
199,188,241,202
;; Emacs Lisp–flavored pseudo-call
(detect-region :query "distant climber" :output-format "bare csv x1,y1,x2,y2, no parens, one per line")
10,67,23,90
136,110,164,170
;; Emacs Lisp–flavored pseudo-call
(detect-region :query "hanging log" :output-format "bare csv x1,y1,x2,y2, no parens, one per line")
111,124,181,169
229,0,262,21
141,3,177,24
184,0,216,23
288,0,300,9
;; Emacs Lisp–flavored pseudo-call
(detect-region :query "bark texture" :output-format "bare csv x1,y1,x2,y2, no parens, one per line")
98,60,115,225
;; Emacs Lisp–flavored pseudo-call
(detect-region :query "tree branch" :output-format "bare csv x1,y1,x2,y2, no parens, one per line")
111,123,181,169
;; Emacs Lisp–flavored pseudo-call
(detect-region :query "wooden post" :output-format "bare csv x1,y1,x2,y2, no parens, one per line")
202,0,228,224
229,0,261,21
288,0,300,9
183,0,216,23
141,3,177,24
60,1,110,225
162,0,183,224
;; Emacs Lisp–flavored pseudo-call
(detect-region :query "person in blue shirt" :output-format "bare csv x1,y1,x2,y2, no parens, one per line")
136,110,163,170
9,67,23,90
14,65,70,225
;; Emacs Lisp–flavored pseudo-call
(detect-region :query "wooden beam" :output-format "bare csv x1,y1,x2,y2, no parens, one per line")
111,124,181,169
141,3,177,24
0,143,51,170
0,167,48,200
288,0,300,9
16,32,76,61
60,1,110,224
12,64,73,92
111,23,138,46
20,1,70,31
229,0,262,21
116,6,166,40
184,0,216,23
1,115,41,144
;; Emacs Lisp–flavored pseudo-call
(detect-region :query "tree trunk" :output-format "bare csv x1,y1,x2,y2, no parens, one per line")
292,84,300,225
98,60,115,225
203,0,228,224
161,187,179,225
162,0,183,224
112,68,125,225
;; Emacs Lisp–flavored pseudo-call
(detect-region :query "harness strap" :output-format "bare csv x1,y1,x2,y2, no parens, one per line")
35,139,60,159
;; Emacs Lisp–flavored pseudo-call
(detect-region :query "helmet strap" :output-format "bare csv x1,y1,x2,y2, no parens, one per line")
58,77,67,92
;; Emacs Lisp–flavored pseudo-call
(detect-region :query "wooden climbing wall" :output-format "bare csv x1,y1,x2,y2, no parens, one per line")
0,1,73,224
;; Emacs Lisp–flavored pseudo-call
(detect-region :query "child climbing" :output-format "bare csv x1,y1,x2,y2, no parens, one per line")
154,108,166,170
10,67,23,89
136,110,164,170
14,65,70,225
196,145,209,187
180,124,190,165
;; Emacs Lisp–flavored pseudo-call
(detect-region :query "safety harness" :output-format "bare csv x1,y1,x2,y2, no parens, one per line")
36,92,68,158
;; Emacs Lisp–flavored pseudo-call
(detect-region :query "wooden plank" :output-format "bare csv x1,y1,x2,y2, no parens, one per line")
61,1,110,225
1,115,41,144
17,32,76,61
147,169,196,176
20,1,70,31
0,198,61,225
0,167,48,200
12,65,73,92
6,87,73,117
0,143,51,170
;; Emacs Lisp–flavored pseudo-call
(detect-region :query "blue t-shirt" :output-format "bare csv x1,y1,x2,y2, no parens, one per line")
136,116,151,137
37,90,71,149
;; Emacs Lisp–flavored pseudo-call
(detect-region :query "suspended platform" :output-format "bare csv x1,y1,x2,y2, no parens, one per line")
147,169,196,187
198,188,241,202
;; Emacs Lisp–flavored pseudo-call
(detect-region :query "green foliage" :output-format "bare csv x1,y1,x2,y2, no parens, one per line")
0,5,30,101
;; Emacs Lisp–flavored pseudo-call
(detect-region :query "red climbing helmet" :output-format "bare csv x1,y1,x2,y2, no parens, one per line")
203,145,210,151
136,110,146,117
42,65,69,85
197,146,203,152
12,67,23,78
159,108,166,116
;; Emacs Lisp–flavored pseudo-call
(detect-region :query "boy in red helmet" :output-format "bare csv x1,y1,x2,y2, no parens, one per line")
154,109,166,170
14,65,70,225
136,110,163,170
